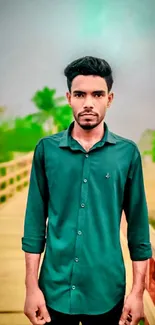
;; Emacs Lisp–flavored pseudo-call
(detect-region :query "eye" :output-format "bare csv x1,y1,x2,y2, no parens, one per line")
94,93,103,98
75,93,84,98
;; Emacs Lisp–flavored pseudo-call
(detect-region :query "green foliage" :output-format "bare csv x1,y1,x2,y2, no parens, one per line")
5,117,45,152
53,104,73,132
32,87,60,111
0,115,45,162
152,131,155,162
141,150,152,159
142,131,155,162
31,86,73,132
0,118,14,162
0,86,73,163
0,151,14,163
139,320,144,325
149,217,155,229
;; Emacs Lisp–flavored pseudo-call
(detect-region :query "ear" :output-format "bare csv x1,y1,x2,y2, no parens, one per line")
66,92,71,105
107,92,114,108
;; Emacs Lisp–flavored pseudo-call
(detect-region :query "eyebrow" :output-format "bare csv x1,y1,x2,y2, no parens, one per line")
73,90,106,95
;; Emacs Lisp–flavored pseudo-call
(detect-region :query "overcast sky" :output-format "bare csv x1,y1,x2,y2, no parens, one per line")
0,0,155,142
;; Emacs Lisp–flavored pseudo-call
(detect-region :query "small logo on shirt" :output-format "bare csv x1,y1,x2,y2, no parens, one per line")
105,173,110,179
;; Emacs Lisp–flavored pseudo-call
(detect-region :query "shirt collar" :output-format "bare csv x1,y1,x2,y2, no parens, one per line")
59,120,116,148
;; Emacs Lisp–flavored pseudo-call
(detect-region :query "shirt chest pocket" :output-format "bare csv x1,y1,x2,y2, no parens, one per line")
108,168,128,196
93,166,128,193
100,169,119,190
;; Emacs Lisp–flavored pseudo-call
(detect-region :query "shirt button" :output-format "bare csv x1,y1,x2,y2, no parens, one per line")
81,203,85,208
78,230,82,235
75,257,79,262
72,285,76,290
85,154,89,158
83,179,87,183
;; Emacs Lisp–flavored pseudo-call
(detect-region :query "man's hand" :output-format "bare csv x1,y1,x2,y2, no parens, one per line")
119,293,144,325
24,287,51,325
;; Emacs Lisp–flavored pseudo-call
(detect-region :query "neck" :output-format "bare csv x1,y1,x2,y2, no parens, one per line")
71,120,105,143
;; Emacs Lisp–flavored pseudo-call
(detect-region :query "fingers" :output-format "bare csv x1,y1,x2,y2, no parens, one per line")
39,303,51,323
25,307,51,325
119,307,131,325
32,317,46,325
124,314,132,325
36,311,45,322
126,314,132,322
25,312,46,325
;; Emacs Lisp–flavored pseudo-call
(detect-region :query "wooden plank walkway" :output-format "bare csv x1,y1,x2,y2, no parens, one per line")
0,189,154,325
0,188,30,324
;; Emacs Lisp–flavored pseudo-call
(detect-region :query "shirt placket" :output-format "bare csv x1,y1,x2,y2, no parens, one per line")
70,152,90,312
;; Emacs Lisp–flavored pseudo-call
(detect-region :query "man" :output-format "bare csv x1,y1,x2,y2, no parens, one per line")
22,56,152,325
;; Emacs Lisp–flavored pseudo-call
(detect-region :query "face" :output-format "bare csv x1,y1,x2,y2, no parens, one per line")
66,75,114,130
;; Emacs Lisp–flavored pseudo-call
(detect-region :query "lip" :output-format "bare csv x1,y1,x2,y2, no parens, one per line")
81,114,96,116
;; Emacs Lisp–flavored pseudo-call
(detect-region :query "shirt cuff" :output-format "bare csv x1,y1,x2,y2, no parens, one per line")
21,237,46,253
128,242,152,261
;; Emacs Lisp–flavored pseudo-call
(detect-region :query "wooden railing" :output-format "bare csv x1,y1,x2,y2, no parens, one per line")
0,152,33,204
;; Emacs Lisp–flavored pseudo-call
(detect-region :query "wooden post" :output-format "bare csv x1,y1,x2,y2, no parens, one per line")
0,152,33,205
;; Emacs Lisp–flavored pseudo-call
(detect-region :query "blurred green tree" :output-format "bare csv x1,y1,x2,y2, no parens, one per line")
5,116,45,153
31,87,73,133
152,131,155,162
0,87,73,162
0,106,14,162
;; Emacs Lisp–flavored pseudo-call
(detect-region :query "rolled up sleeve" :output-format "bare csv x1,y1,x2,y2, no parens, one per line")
21,140,48,253
123,147,152,261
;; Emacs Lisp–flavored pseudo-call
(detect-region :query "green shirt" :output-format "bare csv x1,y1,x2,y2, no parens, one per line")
22,121,152,315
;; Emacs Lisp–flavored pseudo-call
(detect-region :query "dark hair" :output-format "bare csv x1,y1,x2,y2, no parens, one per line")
64,56,113,93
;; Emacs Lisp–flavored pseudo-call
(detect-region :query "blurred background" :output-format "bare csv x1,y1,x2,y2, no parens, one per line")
0,0,155,324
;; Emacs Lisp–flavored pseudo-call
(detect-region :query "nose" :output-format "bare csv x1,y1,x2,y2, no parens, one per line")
83,95,94,109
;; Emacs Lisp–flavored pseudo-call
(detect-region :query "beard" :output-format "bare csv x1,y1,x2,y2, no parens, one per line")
79,123,99,130
74,113,104,130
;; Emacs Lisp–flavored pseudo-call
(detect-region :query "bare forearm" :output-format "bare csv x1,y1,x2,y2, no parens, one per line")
131,260,148,297
25,252,41,290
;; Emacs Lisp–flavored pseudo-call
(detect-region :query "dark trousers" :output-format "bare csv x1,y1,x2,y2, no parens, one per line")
46,297,124,325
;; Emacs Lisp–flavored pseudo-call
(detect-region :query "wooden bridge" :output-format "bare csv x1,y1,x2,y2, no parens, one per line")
0,153,155,325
